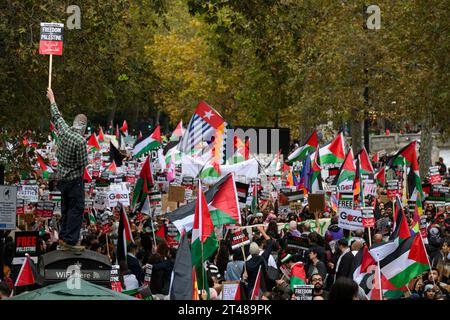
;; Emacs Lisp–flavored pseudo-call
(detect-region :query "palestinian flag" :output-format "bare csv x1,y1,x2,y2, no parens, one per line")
290,262,307,290
117,203,134,263
200,159,221,183
387,141,423,199
352,245,376,285
374,167,386,187
36,152,54,179
170,120,184,142
208,173,241,226
370,196,411,262
191,181,219,291
374,274,408,300
133,125,162,158
359,147,374,175
106,161,118,174
310,149,323,193
319,131,346,167
167,174,240,232
87,133,101,151
332,149,356,189
155,223,166,242
83,167,92,183
98,127,105,142
379,233,430,289
15,254,39,287
251,266,263,300
132,156,153,208
287,129,318,163
120,120,128,136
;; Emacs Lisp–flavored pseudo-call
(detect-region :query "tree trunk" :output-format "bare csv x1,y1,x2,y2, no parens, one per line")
350,117,363,155
419,110,433,179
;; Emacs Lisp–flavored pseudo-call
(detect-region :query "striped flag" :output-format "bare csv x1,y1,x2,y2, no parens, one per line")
117,203,134,263
178,101,226,156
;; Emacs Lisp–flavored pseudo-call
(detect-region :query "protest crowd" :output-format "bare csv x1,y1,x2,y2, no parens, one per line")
0,92,449,301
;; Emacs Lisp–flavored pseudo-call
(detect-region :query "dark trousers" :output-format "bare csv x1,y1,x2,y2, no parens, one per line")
59,178,84,245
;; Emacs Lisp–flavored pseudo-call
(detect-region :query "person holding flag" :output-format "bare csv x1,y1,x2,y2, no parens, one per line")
46,88,87,252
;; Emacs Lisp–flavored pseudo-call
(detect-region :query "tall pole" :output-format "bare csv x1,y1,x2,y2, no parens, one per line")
363,5,371,154
48,54,53,89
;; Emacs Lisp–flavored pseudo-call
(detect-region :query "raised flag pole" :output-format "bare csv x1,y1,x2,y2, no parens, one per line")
418,232,436,287
150,208,158,254
48,54,53,89
376,259,383,300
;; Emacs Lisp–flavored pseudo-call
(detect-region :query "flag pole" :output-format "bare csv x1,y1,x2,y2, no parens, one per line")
376,259,383,300
48,54,53,89
150,210,157,254
368,227,372,247
418,232,436,287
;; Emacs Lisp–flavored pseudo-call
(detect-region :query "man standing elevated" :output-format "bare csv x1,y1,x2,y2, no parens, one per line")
47,88,88,251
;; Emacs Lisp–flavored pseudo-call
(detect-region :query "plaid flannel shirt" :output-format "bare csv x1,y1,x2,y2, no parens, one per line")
50,103,88,181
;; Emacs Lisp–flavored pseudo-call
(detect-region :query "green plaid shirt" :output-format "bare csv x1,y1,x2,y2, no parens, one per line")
50,103,88,181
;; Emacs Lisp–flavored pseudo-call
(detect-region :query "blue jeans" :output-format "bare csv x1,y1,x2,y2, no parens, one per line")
59,178,84,245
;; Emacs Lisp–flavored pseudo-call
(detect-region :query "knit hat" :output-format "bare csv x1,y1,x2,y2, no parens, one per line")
249,242,260,255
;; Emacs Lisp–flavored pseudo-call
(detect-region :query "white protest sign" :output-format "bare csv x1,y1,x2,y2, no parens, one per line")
338,207,364,231
0,186,17,230
222,281,240,300
94,192,109,210
293,285,314,300
17,185,39,203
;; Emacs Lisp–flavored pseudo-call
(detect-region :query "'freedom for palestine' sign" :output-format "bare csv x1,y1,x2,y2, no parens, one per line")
39,22,64,55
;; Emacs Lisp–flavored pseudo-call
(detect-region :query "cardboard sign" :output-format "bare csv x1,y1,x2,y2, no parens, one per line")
222,281,241,300
17,185,39,203
36,201,55,218
39,22,64,55
338,192,354,209
294,284,314,300
361,207,375,228
338,208,363,231
387,180,400,198
107,188,130,207
308,193,325,213
0,186,17,230
231,229,250,250
429,166,442,184
161,194,178,214
168,185,185,203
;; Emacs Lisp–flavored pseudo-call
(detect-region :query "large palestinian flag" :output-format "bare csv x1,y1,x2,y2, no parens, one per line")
319,131,346,167
116,203,134,263
208,174,241,226
287,129,318,163
379,233,430,289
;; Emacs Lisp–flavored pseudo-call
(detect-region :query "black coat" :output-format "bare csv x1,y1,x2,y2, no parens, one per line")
336,251,355,279
127,253,145,284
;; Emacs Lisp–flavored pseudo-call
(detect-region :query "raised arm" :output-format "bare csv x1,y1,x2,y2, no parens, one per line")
47,88,70,135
